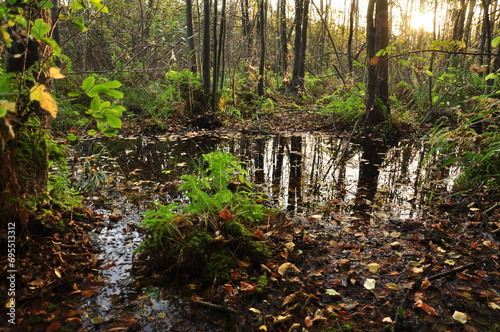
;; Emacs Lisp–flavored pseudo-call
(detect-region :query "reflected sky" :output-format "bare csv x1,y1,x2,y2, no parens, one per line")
76,133,459,222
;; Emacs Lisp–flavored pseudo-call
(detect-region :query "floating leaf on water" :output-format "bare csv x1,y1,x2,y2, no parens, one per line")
382,317,393,323
158,312,167,319
54,268,62,278
364,278,376,290
452,310,467,323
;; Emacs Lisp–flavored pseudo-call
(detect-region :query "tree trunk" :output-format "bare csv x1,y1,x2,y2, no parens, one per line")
257,0,266,96
347,0,358,72
278,0,288,79
291,0,304,91
202,0,211,95
186,0,197,73
298,0,309,83
1,2,52,228
365,0,390,125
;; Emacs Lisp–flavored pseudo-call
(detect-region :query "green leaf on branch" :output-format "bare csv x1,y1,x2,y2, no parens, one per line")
31,19,51,39
70,0,85,10
104,114,122,128
71,17,88,32
492,36,500,48
82,76,95,92
39,1,54,9
89,0,109,13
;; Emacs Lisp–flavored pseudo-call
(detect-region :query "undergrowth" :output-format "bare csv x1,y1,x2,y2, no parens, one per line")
136,151,271,285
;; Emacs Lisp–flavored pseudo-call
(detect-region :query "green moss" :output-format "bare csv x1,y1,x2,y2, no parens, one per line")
205,249,236,283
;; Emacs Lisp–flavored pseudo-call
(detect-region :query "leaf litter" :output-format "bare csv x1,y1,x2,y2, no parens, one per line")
3,123,499,331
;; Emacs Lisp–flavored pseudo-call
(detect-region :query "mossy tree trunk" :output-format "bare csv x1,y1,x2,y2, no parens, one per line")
0,1,52,228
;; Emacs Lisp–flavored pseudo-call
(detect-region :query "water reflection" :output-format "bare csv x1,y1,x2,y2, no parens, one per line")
77,133,456,221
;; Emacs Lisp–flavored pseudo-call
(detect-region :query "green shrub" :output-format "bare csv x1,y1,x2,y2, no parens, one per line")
136,151,270,285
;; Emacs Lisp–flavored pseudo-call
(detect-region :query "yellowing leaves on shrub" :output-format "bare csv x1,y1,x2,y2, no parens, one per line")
49,67,66,79
30,84,57,118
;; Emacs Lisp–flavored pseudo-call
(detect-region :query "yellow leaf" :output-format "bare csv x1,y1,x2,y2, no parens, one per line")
0,100,16,113
367,263,380,274
30,84,58,118
488,302,500,310
49,67,66,79
452,310,467,324
385,282,401,290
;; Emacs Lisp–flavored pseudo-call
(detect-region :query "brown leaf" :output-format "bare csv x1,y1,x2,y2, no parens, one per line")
281,293,298,307
46,322,61,332
82,289,97,298
414,299,439,316
304,315,313,327
219,208,232,221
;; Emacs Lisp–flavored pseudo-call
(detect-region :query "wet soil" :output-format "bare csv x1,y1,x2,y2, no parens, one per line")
1,111,499,332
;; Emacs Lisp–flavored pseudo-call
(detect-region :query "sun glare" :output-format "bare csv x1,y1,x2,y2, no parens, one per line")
411,12,434,32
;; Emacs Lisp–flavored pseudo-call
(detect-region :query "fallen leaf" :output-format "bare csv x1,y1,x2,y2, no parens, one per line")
414,299,438,316
46,322,61,332
277,262,300,276
326,288,341,296
452,311,467,324
367,263,380,273
385,283,401,290
219,207,231,221
82,289,97,297
364,278,376,290
240,281,256,292
420,278,431,290
488,302,500,310
304,316,313,327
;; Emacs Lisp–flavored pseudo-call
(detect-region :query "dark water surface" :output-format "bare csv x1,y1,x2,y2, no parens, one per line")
73,132,458,330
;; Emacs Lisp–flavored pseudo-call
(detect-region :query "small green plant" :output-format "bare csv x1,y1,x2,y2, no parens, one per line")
426,103,499,199
68,75,126,137
319,83,365,123
136,151,270,285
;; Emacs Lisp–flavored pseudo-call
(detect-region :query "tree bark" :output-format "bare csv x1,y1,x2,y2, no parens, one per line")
202,0,211,94
186,0,198,73
291,0,304,91
278,0,288,78
1,1,52,227
257,0,266,96
365,0,390,125
347,0,358,72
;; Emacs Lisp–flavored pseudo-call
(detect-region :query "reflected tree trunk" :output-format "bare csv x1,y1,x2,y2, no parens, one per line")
354,140,389,214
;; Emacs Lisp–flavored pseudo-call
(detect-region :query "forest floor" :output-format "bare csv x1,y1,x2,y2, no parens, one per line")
1,110,499,332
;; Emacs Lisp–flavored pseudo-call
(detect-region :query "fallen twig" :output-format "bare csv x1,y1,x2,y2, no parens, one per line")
192,299,239,315
392,262,476,331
